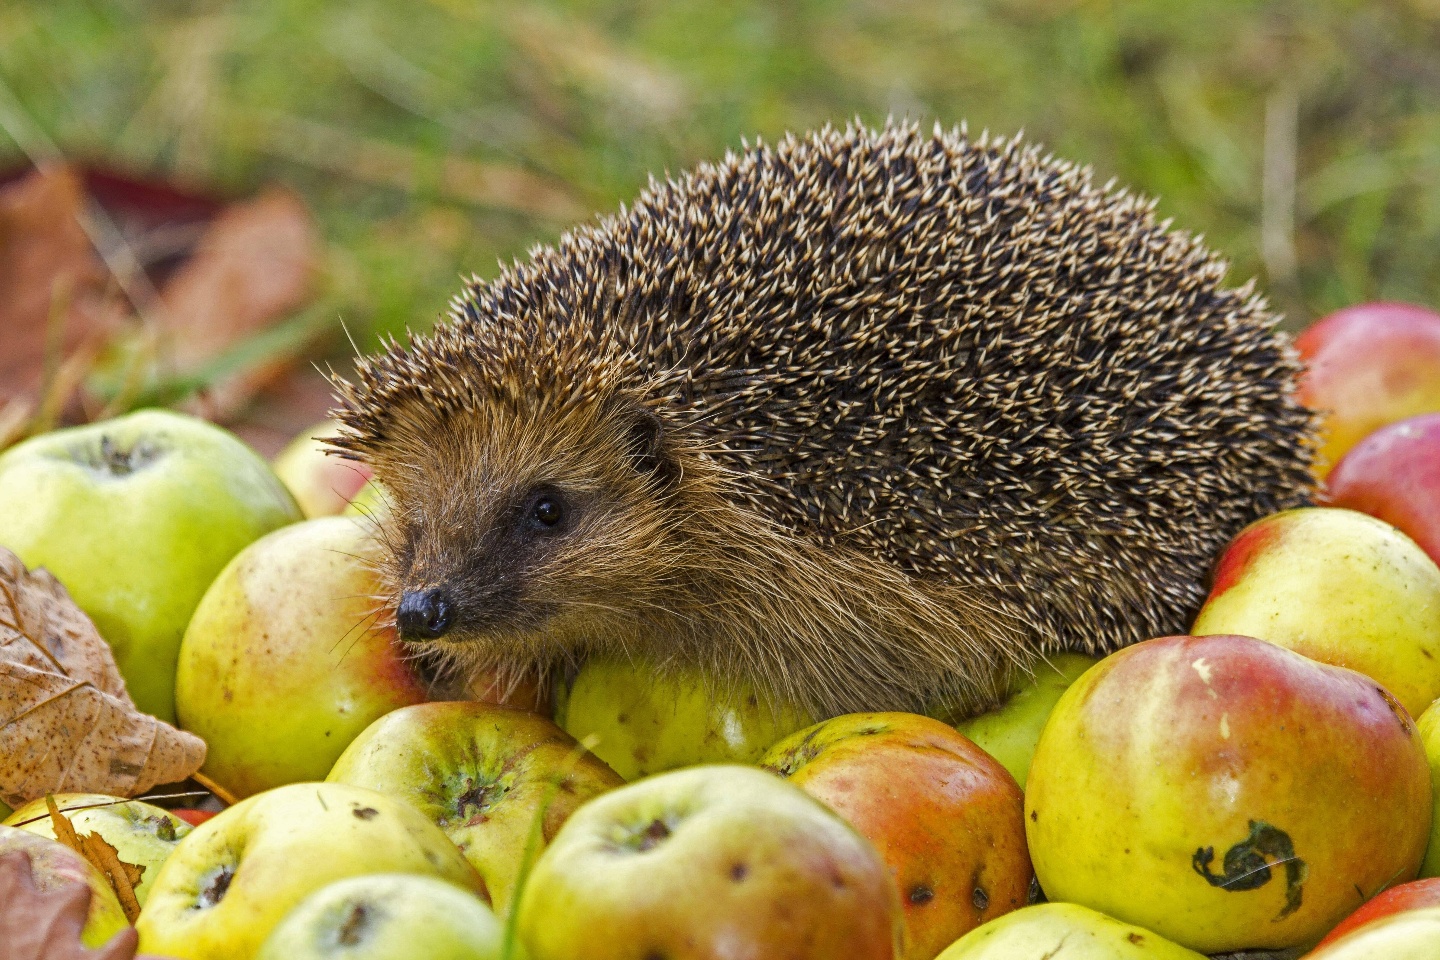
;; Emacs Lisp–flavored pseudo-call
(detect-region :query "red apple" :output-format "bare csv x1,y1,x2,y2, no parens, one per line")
1026,634,1433,954
1311,877,1440,951
1322,413,1440,567
172,809,218,828
1296,301,1440,475
761,713,1032,960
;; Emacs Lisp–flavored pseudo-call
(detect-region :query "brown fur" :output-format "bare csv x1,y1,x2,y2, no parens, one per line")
330,121,1317,718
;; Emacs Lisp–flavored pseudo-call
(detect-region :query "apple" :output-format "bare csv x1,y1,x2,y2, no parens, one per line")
515,764,902,960
343,480,392,524
1417,700,1440,877
326,702,624,912
1025,633,1432,953
1190,506,1440,718
0,825,130,948
255,873,504,960
1295,301,1440,475
173,809,219,828
136,782,487,960
1323,413,1440,567
1305,906,1440,959
272,420,373,518
0,409,301,721
4,793,191,905
1311,877,1440,950
935,902,1205,959
553,654,817,780
950,653,1098,788
175,516,429,799
761,712,1032,960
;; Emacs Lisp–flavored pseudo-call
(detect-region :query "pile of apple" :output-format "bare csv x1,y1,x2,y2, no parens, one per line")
6,301,1440,960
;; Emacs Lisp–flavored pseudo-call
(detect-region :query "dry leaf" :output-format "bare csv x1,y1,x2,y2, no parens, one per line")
0,851,138,960
0,167,126,406
160,187,320,419
0,547,205,808
45,797,143,923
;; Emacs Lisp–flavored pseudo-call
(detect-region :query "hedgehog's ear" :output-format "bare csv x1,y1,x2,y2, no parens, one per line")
624,409,679,488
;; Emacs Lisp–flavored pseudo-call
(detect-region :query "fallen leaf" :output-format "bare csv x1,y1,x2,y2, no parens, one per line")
160,187,321,419
0,547,206,808
45,797,143,923
0,851,138,960
0,166,127,409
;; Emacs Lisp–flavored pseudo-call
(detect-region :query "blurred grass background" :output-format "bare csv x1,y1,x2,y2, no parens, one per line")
2,0,1438,379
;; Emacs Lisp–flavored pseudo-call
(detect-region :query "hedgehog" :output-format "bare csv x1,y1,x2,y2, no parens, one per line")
329,121,1317,720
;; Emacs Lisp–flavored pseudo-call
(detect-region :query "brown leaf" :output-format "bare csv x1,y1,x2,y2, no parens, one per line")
0,547,205,808
0,167,127,408
44,798,143,923
159,188,321,419
0,851,138,960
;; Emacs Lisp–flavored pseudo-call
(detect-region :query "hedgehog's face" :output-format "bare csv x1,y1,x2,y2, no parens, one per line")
373,401,683,667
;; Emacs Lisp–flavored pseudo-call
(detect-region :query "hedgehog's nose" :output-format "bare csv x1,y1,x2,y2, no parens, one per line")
397,588,454,641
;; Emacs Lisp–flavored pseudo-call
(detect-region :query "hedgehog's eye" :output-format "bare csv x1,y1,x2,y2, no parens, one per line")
529,494,564,530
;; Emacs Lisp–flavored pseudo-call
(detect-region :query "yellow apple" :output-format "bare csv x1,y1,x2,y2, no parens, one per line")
137,782,486,960
175,516,429,798
554,654,817,780
1191,507,1440,717
327,702,623,912
516,765,902,960
1417,700,1440,877
1305,906,1440,959
255,874,504,960
935,903,1205,959
4,793,191,905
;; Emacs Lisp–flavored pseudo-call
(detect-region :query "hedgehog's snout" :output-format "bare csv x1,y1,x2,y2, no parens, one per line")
397,587,454,641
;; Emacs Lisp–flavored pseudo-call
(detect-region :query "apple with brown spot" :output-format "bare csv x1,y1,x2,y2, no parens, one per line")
1296,301,1440,475
1026,633,1432,954
761,712,1032,960
515,765,903,960
1191,507,1440,718
327,702,623,913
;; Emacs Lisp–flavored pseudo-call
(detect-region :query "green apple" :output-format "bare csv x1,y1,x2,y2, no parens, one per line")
935,903,1205,959
950,653,1098,788
327,702,623,912
762,713,1031,960
1417,701,1440,877
137,782,487,960
1191,507,1440,717
0,409,301,721
1026,633,1432,953
255,874,504,960
0,824,130,948
272,420,373,519
1306,906,1440,959
553,654,817,780
515,764,902,960
176,516,429,799
4,793,191,905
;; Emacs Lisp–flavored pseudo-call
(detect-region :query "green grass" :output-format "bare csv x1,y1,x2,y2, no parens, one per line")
2,0,1437,387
